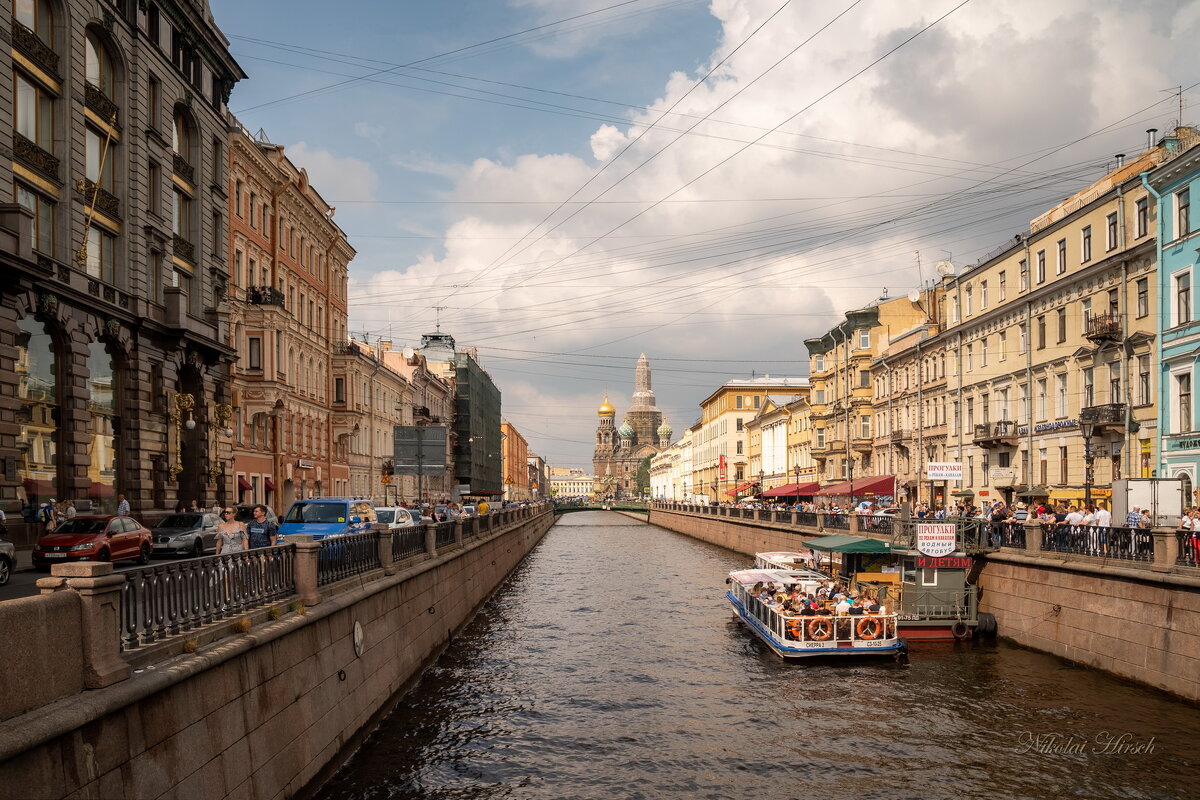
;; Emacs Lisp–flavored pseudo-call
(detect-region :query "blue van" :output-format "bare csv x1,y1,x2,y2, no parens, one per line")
278,498,377,541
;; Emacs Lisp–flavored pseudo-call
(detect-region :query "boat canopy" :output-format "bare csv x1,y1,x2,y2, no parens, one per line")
802,534,893,554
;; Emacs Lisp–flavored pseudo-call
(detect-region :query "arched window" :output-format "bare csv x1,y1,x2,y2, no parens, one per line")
86,341,121,512
172,108,193,159
1181,472,1193,505
13,0,53,44
85,29,116,99
16,315,58,507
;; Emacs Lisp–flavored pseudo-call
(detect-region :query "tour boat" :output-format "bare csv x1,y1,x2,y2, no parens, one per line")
726,568,906,660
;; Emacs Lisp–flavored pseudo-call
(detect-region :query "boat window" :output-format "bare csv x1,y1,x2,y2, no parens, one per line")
920,567,938,587
901,558,917,583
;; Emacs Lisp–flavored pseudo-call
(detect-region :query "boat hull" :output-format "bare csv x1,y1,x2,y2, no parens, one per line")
727,592,906,660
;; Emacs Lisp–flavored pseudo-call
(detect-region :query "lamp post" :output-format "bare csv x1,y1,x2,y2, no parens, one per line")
758,469,765,500
1080,418,1096,507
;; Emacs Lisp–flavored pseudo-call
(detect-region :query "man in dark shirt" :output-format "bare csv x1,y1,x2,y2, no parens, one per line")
247,504,279,548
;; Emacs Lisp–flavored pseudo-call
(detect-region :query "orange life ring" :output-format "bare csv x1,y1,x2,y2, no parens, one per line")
807,618,833,641
856,617,882,640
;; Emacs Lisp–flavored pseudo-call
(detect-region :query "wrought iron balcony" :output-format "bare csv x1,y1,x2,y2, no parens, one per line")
890,429,910,443
245,286,285,307
13,133,59,182
973,420,1020,448
172,235,194,263
1085,313,1122,344
172,152,195,185
1080,403,1127,431
84,82,119,126
75,178,121,220
11,18,59,77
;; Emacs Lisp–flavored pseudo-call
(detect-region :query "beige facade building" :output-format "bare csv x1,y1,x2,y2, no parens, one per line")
549,471,595,498
937,150,1163,508
691,377,808,501
745,396,816,494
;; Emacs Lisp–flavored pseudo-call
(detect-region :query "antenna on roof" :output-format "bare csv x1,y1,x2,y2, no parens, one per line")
433,306,445,332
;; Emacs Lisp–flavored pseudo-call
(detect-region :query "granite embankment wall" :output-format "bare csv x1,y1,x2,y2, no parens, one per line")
0,508,556,800
648,507,1200,703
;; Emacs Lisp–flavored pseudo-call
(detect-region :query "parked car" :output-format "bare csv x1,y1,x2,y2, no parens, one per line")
278,498,377,541
403,508,431,525
0,536,14,586
460,505,477,518
234,504,278,527
32,515,152,570
374,507,417,530
151,512,220,557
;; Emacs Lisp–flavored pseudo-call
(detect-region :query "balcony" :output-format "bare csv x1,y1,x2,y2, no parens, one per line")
11,18,59,78
13,133,59,183
245,285,285,307
1080,403,1127,433
851,436,874,453
1085,313,1122,344
84,83,120,127
75,179,121,220
890,429,910,443
172,235,194,264
172,152,195,185
973,420,1020,448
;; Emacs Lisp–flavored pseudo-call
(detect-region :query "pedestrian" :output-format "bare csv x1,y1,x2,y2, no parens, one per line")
189,499,201,512
214,507,249,554
65,500,77,519
39,499,56,532
116,493,130,516
246,504,279,548
0,504,7,536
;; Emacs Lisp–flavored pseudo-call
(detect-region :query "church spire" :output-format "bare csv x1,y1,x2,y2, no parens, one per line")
630,352,655,410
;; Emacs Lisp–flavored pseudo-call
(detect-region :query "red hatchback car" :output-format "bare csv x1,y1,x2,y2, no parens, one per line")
32,515,153,570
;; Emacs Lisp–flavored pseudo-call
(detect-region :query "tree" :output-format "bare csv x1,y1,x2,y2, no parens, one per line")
636,456,652,495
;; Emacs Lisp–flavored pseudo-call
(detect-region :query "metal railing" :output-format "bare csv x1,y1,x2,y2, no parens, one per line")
317,533,380,586
860,514,894,535
1079,402,1127,425
899,587,976,620
1000,525,1027,549
796,511,819,527
434,521,457,549
1177,532,1200,567
822,512,850,530
120,545,296,650
1040,525,1152,562
392,527,425,561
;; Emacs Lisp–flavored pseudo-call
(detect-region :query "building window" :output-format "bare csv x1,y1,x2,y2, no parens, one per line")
247,336,262,370
85,126,116,193
1019,323,1027,354
1106,212,1118,251
858,328,870,349
998,271,1006,301
965,286,973,316
1036,315,1046,349
860,415,871,438
1177,271,1192,326
1179,188,1191,239
998,330,1007,361
15,71,55,152
859,370,870,388
1178,373,1193,433
815,388,825,404
1137,278,1148,318
1037,379,1047,420
14,0,54,44
1056,308,1067,342
235,180,243,218
1059,446,1069,483
981,338,989,366
15,182,54,254
965,344,973,371
249,193,257,229
85,30,116,100
1039,449,1048,485
334,377,345,404
735,395,743,409
15,315,58,507
736,440,743,455
1081,226,1092,262
1135,196,1148,239
814,354,824,372
1019,259,1028,291
1081,298,1092,332
736,418,744,432
148,161,161,215
172,188,191,240
172,109,193,160
1082,367,1094,407
1037,250,1046,284
816,428,825,448
981,281,989,309
85,224,116,283
147,74,160,131
1056,374,1067,417
753,395,761,408
1109,361,1121,403
1139,355,1151,405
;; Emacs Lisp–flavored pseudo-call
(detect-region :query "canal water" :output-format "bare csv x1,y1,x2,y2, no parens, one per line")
314,512,1200,800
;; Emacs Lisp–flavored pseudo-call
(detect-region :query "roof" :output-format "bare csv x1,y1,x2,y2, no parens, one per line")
802,534,893,554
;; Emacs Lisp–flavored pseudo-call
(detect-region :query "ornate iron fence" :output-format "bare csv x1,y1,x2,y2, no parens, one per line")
860,514,894,535
1041,525,1152,562
392,527,426,561
434,522,457,550
1177,532,1200,567
822,512,850,531
120,545,295,650
317,533,379,586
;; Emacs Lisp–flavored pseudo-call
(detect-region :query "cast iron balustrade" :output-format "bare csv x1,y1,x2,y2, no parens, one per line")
822,511,850,530
75,178,121,220
795,511,818,527
172,152,194,184
860,514,894,534
434,521,457,550
1079,402,1127,430
973,420,1019,448
172,234,194,263
245,285,285,306
391,527,425,561
11,18,59,76
13,132,59,181
119,545,296,650
890,429,909,443
1041,524,1151,561
1085,312,1122,343
1176,531,1200,567
84,82,119,126
316,532,379,586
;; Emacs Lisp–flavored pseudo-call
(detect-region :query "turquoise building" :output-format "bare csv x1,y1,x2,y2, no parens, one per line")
1145,129,1200,498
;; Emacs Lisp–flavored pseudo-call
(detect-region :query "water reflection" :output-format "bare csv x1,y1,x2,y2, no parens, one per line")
314,512,1200,800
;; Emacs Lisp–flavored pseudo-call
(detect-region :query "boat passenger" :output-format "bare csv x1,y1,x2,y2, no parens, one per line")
847,598,865,616
834,595,851,615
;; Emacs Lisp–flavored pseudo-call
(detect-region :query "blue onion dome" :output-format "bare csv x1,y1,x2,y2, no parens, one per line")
618,422,634,438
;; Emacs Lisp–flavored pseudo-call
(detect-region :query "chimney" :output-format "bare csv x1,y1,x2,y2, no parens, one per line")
1147,128,1159,150
379,339,392,352
1114,153,1125,168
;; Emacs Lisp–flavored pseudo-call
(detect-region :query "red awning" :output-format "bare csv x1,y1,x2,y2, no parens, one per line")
237,476,252,491
733,482,756,494
762,481,822,498
815,475,896,497
264,478,276,491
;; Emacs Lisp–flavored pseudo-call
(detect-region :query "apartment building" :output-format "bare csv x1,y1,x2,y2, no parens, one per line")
939,147,1167,508
691,376,808,501
501,421,531,501
745,395,816,494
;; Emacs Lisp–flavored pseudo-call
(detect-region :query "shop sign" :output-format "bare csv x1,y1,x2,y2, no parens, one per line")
1167,437,1200,450
926,462,963,480
916,522,957,557
297,459,314,469
1017,419,1077,435
989,467,1017,482
718,454,727,481
917,556,972,569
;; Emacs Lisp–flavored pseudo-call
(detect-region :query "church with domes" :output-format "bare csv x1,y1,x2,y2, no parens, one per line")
593,354,671,499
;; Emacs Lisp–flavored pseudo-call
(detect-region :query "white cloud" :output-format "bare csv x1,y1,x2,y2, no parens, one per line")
285,142,381,202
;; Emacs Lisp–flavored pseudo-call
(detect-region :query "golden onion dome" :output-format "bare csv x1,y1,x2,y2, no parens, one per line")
598,394,616,415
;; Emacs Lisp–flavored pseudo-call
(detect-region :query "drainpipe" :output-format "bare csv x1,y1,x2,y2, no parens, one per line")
1141,171,1165,481
916,336,924,507
1023,235,1034,496
881,356,892,477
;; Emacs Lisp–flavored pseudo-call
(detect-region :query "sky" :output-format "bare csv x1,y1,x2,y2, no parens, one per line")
210,0,1200,469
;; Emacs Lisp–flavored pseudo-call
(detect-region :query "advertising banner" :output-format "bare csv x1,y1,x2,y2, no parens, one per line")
926,462,963,481
917,522,957,557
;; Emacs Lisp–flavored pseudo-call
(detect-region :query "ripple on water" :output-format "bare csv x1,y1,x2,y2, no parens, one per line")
314,511,1200,800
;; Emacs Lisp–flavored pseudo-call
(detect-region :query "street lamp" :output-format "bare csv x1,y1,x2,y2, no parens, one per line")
1080,418,1096,507
758,469,765,500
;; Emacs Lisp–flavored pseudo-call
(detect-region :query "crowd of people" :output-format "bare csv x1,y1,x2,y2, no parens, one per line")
749,579,884,617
